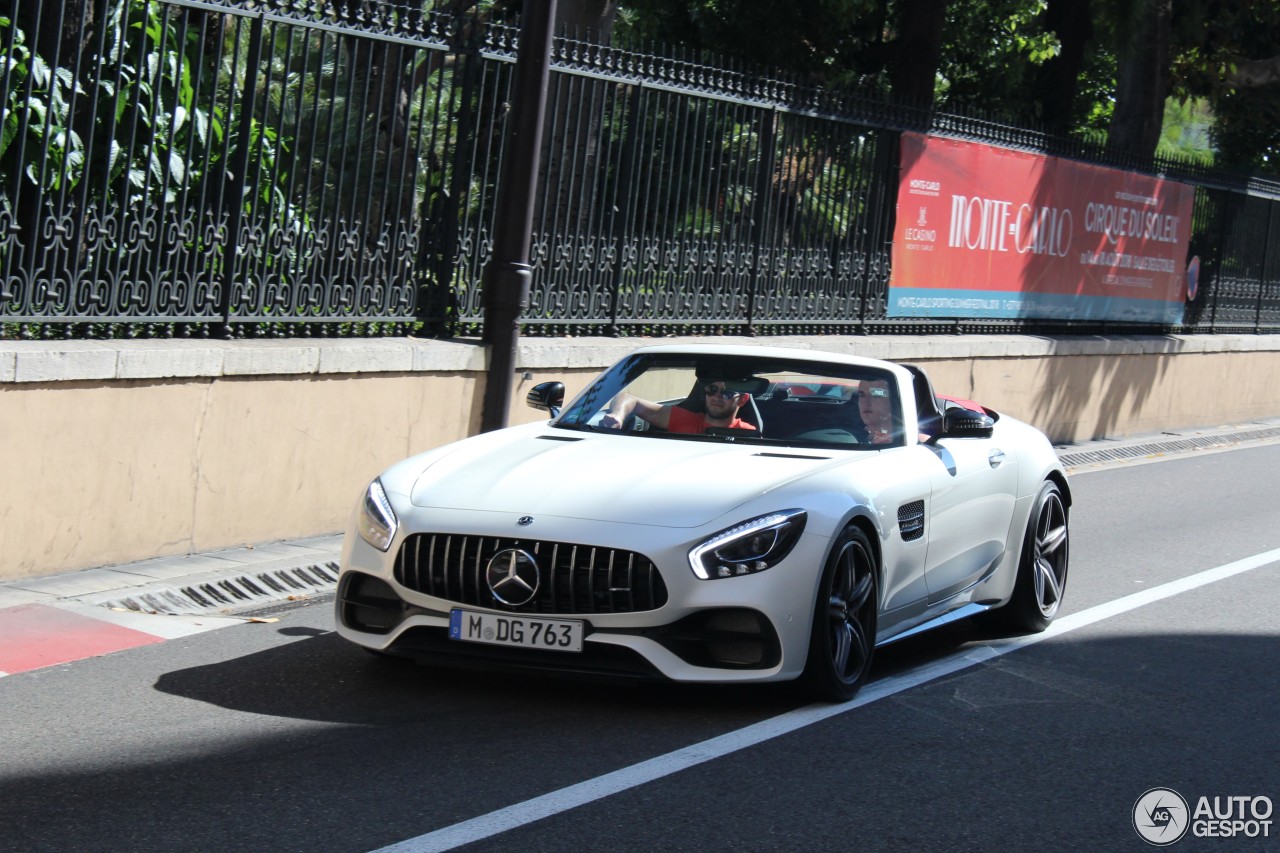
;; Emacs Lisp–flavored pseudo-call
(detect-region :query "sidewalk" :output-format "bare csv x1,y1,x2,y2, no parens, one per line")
0,534,341,677
1051,416,1280,470
4,416,1280,677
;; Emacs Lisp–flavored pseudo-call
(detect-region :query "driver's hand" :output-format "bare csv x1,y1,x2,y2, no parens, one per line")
601,412,622,429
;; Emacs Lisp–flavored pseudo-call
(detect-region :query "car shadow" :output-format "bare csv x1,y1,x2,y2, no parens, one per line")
151,620,986,728
152,629,812,726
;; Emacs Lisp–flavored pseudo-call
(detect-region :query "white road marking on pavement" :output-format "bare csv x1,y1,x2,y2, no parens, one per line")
370,547,1280,853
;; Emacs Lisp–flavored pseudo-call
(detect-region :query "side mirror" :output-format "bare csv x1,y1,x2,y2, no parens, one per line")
526,381,565,418
942,408,994,439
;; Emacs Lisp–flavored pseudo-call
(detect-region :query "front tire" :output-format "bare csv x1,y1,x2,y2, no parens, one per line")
802,526,878,702
992,479,1069,633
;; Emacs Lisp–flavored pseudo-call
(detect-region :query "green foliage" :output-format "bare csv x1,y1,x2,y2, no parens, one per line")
257,20,458,243
619,0,1280,170
936,0,1057,118
0,2,228,206
1157,97,1215,164
1209,88,1280,170
0,18,86,193
102,0,222,205
618,0,886,87
1168,0,1280,170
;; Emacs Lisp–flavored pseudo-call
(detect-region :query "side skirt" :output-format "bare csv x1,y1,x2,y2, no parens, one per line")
875,602,996,647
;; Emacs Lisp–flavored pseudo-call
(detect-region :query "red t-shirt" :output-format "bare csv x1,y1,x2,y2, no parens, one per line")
668,407,756,434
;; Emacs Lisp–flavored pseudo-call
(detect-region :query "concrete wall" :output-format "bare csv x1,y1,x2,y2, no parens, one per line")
2,334,1277,581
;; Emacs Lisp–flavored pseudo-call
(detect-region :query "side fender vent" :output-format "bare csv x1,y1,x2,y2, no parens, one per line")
898,500,925,542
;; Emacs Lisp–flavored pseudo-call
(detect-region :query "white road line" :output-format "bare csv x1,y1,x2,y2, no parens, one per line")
371,547,1280,853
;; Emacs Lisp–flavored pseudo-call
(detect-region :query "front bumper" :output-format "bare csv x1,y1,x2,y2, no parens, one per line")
334,512,827,685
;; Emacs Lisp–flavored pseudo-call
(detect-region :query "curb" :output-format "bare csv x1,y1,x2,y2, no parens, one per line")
0,535,342,620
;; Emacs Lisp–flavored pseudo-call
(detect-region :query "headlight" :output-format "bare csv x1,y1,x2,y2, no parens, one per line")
689,510,806,580
357,478,398,552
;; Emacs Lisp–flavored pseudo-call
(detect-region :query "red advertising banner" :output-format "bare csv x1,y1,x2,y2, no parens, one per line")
888,132,1196,324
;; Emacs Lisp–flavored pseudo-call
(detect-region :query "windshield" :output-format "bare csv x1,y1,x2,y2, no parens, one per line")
555,353,905,449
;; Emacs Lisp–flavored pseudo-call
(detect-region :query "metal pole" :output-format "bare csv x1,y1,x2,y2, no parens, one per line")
479,0,557,432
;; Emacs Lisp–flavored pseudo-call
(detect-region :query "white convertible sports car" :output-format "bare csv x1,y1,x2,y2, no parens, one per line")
336,345,1070,701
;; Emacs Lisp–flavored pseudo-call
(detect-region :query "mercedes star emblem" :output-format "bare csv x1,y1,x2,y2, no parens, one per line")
485,549,541,606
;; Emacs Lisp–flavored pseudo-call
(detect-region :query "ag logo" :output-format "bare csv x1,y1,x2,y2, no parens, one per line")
1134,788,1190,845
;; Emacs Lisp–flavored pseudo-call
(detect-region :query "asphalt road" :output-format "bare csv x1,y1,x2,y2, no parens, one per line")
2,444,1278,853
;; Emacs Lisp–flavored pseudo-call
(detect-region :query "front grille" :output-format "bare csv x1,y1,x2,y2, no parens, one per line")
394,533,668,615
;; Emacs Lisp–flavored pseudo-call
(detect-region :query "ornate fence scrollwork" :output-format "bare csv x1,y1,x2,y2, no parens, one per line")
1,0,1278,338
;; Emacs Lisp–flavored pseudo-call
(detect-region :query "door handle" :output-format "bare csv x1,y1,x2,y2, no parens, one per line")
988,449,1006,468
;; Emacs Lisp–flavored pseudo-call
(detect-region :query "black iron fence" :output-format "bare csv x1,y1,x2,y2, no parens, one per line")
2,0,1278,339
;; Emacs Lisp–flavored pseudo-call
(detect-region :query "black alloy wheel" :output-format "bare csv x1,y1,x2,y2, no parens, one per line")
992,479,1070,633
802,525,878,702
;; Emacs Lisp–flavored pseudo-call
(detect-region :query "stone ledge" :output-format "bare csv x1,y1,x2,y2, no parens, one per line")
0,337,487,383
513,333,1280,367
1,333,1276,384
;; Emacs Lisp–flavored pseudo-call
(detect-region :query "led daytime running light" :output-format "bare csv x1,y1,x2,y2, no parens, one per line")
358,478,398,552
689,509,806,580
706,513,791,551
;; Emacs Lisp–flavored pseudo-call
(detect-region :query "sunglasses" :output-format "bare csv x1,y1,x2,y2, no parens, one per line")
704,384,742,398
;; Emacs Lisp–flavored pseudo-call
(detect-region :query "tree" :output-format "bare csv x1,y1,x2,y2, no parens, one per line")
1170,0,1280,169
616,0,890,89
1106,0,1173,159
615,0,1280,168
935,0,1071,124
557,0,620,37
886,0,952,107
1033,0,1094,136
14,0,100,66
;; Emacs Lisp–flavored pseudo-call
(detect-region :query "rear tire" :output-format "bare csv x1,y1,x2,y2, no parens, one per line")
990,480,1069,633
801,526,878,702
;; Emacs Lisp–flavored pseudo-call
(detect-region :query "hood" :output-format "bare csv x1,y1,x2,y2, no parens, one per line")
407,427,835,528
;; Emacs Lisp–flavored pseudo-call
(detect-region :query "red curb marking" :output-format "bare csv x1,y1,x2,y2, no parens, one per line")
0,604,164,675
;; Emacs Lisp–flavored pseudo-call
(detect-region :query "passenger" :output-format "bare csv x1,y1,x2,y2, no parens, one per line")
857,378,895,444
602,379,757,434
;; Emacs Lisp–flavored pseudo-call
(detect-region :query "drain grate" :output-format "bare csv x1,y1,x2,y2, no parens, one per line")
1058,426,1280,468
98,561,340,616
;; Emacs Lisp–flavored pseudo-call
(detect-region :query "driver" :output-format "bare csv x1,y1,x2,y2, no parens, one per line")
602,379,757,434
